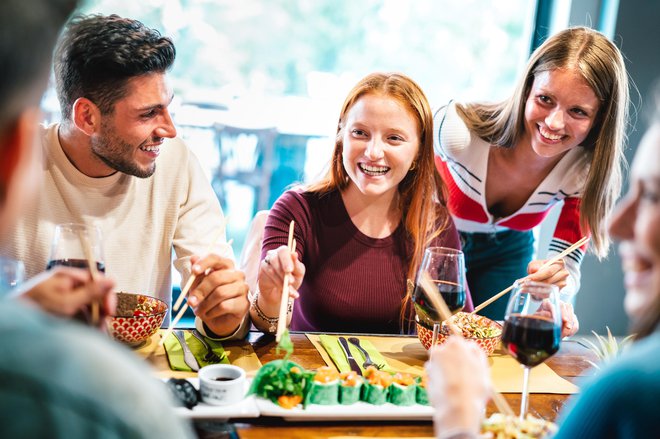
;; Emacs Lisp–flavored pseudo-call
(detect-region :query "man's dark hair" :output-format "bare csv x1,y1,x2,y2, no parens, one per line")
54,14,176,120
0,0,77,135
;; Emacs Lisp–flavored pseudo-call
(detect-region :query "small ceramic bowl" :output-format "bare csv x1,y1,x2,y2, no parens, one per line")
107,292,167,346
199,364,247,406
416,312,502,356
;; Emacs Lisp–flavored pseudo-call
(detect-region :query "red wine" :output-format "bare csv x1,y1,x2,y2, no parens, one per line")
501,314,560,367
47,258,105,273
412,280,465,329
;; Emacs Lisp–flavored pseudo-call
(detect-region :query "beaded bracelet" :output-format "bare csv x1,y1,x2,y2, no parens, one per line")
250,291,278,333
250,291,293,334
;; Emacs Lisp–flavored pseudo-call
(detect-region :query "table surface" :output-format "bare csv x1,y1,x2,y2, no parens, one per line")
146,331,598,438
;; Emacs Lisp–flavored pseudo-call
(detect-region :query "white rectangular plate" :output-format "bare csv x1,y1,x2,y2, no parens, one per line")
255,398,434,421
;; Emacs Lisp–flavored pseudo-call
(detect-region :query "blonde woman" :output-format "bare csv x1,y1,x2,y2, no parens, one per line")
434,27,629,331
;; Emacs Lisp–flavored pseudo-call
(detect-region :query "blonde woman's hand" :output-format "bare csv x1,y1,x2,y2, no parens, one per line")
526,258,569,290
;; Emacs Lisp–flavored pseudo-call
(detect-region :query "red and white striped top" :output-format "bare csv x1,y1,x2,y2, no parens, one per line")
433,102,592,296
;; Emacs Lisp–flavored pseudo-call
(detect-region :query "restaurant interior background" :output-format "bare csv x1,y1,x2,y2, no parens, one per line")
45,0,659,335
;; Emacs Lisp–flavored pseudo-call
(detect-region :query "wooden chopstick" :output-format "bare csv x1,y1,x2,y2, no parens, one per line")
173,226,229,312
276,220,296,342
78,231,101,326
159,237,234,347
419,272,515,417
471,236,589,315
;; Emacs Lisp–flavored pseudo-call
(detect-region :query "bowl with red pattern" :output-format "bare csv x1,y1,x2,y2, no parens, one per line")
107,292,168,346
416,312,502,356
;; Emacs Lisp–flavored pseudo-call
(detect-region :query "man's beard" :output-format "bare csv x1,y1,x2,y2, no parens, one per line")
91,127,157,179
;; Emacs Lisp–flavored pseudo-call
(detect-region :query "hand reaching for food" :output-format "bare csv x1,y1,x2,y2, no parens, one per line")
257,245,305,314
526,258,569,289
18,267,115,325
187,254,250,337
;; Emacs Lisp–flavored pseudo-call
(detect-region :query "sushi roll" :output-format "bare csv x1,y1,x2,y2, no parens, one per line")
415,374,429,406
361,366,393,405
306,366,340,405
338,371,363,405
388,372,416,406
248,359,309,409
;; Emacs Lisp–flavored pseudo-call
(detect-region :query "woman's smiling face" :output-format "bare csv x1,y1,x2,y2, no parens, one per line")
608,123,660,320
522,68,600,159
341,92,419,202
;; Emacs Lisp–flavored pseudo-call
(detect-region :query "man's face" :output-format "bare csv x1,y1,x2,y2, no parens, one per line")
90,73,176,178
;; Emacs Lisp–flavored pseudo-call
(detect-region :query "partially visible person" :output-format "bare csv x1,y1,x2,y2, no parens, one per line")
252,72,472,335
0,14,249,339
0,1,193,437
426,95,660,439
435,27,629,334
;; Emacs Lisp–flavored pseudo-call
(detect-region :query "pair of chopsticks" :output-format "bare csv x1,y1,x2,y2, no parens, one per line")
159,227,232,347
276,220,296,342
419,272,516,417
471,236,589,315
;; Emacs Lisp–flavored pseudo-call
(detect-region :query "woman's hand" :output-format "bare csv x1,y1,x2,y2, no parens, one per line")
425,337,491,437
526,258,569,290
256,245,305,317
19,267,116,327
536,299,579,338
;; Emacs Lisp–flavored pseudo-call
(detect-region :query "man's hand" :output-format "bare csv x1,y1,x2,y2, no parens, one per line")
19,267,116,328
187,254,249,337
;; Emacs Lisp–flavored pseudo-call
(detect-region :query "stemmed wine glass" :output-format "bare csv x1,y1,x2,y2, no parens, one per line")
412,247,466,346
0,257,25,298
501,280,561,420
46,223,105,323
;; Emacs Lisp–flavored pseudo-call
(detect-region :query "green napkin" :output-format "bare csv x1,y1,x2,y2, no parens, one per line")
319,335,394,374
163,330,229,372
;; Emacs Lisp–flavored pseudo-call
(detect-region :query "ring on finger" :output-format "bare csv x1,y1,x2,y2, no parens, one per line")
264,255,271,265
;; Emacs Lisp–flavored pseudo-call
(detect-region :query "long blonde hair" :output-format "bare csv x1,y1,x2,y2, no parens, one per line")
456,27,629,258
307,72,449,283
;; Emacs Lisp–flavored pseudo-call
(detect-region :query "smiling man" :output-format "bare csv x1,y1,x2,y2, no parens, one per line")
0,14,249,339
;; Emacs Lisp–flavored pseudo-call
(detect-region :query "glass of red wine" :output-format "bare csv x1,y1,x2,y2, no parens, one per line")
501,280,561,420
47,223,105,323
412,247,466,346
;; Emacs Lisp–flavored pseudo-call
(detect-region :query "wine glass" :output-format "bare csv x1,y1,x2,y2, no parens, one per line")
0,257,25,298
412,247,466,346
501,280,561,420
46,223,105,324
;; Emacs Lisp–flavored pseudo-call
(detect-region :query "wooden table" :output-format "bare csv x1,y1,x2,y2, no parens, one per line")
151,331,597,438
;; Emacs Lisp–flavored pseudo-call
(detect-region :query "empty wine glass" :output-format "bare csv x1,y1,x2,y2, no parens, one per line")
412,247,466,347
501,280,561,420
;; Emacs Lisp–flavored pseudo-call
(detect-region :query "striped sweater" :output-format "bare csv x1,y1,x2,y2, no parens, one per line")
433,102,591,296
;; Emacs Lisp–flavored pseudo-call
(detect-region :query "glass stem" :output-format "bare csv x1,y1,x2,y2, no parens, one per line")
520,366,531,421
431,322,440,347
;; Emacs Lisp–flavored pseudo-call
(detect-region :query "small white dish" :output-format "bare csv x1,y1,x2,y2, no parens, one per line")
198,364,246,406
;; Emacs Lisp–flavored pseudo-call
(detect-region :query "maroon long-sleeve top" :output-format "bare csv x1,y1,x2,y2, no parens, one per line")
262,189,472,334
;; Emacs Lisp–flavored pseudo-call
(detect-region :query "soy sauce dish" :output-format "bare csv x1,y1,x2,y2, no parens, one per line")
198,364,246,406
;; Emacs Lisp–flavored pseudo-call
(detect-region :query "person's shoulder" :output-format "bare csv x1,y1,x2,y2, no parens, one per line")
433,101,473,157
0,301,192,438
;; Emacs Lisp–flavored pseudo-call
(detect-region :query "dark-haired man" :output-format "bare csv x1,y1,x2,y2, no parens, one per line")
0,2,192,437
1,14,249,339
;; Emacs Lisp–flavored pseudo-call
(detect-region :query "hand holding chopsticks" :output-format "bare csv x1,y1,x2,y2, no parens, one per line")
276,220,296,342
471,236,589,315
159,227,233,347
